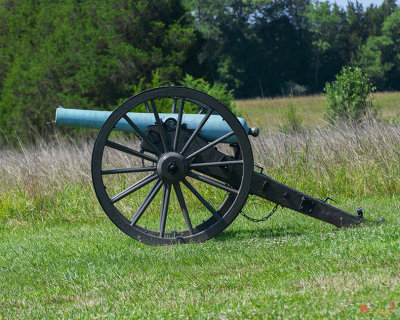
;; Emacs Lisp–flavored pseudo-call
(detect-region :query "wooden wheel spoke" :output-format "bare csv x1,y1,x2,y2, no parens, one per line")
187,171,238,194
159,184,171,237
105,140,157,163
102,166,156,175
186,131,235,161
173,98,185,152
182,179,222,220
171,98,177,113
130,179,163,226
173,183,194,235
150,100,169,152
144,101,151,112
189,160,243,169
180,108,212,155
122,114,161,155
111,173,158,203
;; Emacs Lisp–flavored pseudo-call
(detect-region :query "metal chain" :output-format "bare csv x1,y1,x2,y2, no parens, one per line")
240,203,279,223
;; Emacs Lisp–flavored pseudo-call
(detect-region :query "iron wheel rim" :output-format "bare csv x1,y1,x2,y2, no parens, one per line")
91,86,253,245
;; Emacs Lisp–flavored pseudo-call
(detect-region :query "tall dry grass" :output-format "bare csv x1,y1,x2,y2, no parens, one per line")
0,136,96,222
0,137,92,195
1,121,399,222
253,120,400,197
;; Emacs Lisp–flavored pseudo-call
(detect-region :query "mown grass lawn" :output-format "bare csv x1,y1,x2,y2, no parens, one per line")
1,196,399,319
2,92,400,319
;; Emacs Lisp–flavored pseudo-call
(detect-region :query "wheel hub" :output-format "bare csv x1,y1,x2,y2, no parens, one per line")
157,152,187,183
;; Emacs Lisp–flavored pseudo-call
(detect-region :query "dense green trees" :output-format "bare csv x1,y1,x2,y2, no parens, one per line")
0,0,400,143
356,7,400,90
184,0,400,95
0,0,196,142
183,0,313,97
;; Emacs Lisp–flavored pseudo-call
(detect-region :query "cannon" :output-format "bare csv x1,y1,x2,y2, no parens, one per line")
55,86,384,245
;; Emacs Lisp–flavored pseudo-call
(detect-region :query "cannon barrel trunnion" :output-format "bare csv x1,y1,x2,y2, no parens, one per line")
55,86,384,246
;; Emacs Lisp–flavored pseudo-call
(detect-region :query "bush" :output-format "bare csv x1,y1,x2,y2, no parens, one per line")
179,74,238,115
324,66,376,122
130,71,238,114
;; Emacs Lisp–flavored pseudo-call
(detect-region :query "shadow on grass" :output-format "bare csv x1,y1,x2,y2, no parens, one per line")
214,225,305,242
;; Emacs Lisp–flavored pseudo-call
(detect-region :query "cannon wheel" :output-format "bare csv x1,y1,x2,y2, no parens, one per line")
92,87,253,245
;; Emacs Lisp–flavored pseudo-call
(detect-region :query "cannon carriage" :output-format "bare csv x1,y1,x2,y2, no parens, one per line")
55,86,383,245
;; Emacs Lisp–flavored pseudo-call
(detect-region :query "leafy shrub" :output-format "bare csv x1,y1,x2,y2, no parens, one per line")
324,66,376,122
179,74,239,115
131,69,171,96
129,69,172,113
129,71,238,114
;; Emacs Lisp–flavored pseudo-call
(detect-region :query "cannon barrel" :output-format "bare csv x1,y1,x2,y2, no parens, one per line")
55,107,259,143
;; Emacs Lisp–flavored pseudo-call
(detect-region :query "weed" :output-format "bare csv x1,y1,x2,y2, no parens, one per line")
279,104,303,133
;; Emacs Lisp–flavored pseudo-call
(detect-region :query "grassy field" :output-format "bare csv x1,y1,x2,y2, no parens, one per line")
236,91,400,131
1,197,399,319
1,92,400,318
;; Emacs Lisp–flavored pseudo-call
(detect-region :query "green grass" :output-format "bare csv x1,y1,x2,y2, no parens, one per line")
1,196,399,319
237,91,400,131
2,92,400,318
237,95,326,131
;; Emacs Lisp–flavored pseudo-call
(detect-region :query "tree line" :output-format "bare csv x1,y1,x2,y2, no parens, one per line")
0,0,398,143
184,0,399,97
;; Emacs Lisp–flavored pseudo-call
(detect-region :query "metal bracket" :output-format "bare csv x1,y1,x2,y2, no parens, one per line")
172,231,184,244
357,207,363,218
300,196,315,213
323,197,337,203
254,164,264,174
